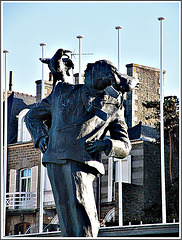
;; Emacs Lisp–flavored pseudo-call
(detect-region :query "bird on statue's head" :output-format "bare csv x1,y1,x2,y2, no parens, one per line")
40,48,74,90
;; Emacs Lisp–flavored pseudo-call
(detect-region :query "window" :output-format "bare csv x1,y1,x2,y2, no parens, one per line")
114,155,131,183
107,155,131,202
17,109,32,142
7,166,38,209
19,169,32,208
20,169,32,193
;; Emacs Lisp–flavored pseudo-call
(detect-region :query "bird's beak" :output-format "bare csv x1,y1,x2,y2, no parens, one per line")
39,58,50,64
64,50,72,54
63,50,72,59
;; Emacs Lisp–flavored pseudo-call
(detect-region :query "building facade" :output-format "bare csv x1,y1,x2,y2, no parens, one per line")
125,63,165,128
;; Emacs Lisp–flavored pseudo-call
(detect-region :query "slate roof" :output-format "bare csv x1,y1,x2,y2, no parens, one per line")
3,91,36,144
128,121,159,141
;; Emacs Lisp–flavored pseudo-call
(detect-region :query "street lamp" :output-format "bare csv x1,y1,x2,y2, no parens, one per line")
115,25,123,227
39,43,47,99
3,49,10,236
39,43,46,233
115,26,123,71
158,16,166,224
76,35,84,83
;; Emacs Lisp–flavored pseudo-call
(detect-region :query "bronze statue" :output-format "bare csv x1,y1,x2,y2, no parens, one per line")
25,49,138,237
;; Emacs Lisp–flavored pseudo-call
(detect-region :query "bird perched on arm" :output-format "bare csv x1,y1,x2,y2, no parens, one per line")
40,48,74,90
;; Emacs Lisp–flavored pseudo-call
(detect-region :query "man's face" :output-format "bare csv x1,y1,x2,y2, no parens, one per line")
84,64,114,90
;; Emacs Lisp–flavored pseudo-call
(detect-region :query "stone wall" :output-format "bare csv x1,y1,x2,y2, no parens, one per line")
8,143,40,170
6,212,37,235
130,140,144,185
143,142,161,206
125,63,165,128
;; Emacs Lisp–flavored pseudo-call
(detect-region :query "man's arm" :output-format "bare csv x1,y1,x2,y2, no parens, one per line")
85,108,131,159
25,95,52,151
105,118,131,158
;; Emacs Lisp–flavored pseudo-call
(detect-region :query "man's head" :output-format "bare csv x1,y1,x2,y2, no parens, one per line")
84,60,118,90
84,59,140,93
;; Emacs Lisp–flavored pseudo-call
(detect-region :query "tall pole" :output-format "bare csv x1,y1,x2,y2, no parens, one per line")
39,43,46,233
76,35,84,84
118,158,123,226
115,25,123,226
115,26,123,71
3,50,10,236
40,43,46,99
158,16,166,224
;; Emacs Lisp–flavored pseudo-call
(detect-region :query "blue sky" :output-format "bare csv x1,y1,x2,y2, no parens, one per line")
2,1,180,97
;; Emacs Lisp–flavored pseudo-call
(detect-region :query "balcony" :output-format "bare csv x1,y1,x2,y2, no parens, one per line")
6,190,56,211
6,192,37,210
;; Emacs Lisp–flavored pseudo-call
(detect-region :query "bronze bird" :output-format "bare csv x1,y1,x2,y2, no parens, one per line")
40,48,74,90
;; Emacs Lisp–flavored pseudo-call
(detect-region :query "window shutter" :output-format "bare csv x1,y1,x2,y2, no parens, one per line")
9,169,16,193
114,155,131,183
108,157,113,202
31,166,38,193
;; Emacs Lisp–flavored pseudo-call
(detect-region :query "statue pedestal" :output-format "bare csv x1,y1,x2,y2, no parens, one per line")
6,223,179,238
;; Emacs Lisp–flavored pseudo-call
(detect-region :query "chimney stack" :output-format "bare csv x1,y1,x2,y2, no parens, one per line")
9,71,13,91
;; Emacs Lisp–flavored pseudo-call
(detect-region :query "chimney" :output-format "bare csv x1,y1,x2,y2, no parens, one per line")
35,78,53,103
9,71,13,91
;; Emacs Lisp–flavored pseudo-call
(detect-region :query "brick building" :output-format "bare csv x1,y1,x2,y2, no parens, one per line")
4,63,178,236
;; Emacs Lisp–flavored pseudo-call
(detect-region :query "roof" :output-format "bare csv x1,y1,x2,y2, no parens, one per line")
128,121,159,142
3,91,36,144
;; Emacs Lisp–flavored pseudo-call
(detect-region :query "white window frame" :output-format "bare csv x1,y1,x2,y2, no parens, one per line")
114,155,131,184
19,168,32,208
17,109,32,142
19,168,32,193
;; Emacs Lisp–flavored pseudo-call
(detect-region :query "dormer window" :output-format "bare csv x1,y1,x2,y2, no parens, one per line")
17,109,32,142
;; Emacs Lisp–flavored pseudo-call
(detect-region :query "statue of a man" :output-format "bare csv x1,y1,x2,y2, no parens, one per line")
25,50,135,237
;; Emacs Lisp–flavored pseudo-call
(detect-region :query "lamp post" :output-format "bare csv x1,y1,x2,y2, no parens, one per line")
3,50,10,236
39,43,46,233
115,26,123,71
158,16,166,224
76,35,84,83
115,25,123,227
40,43,47,99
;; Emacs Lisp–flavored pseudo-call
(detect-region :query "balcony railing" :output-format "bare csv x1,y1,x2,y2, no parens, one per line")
6,192,37,210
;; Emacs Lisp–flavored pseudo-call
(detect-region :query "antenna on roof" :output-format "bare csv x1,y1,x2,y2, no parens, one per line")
71,52,94,59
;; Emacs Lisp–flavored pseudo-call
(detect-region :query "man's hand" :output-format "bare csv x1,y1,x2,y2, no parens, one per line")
38,136,49,153
85,140,108,154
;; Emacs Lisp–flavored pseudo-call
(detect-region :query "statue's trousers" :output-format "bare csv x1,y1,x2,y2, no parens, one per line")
46,160,100,237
